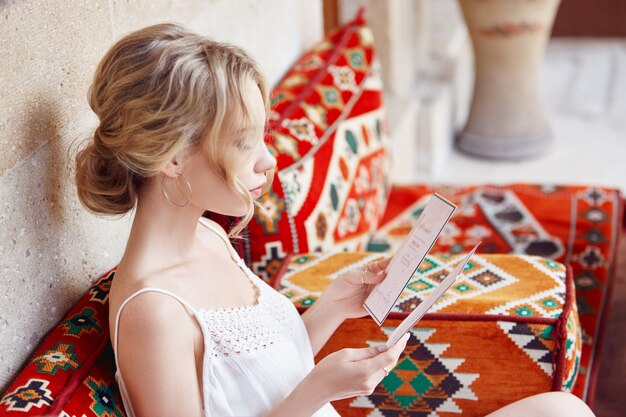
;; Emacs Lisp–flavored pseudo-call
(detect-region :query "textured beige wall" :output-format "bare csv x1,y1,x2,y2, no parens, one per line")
0,0,322,392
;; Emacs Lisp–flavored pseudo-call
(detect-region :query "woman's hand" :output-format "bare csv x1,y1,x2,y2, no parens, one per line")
305,332,410,406
264,333,410,416
316,256,392,321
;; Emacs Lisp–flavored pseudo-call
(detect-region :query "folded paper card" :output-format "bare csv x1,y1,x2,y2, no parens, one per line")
384,243,480,348
364,193,456,325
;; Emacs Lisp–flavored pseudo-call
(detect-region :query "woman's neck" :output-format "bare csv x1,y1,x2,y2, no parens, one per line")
118,180,207,277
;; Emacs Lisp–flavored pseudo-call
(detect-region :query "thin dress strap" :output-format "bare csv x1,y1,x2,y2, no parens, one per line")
112,287,204,417
112,287,200,365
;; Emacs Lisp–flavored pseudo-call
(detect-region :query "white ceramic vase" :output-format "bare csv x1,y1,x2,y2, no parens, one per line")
457,0,561,159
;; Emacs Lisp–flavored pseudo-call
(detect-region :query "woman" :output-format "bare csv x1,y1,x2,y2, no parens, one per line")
75,23,595,417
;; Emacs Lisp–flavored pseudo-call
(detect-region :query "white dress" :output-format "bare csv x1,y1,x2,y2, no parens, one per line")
112,217,340,417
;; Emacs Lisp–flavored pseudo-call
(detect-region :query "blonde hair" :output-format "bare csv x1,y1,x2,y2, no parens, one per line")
75,23,269,237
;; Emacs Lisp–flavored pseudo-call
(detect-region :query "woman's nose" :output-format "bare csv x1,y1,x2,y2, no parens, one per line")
258,145,277,173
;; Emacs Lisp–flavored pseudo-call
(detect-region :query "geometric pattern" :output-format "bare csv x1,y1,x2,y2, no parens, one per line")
275,251,384,308
251,241,289,282
349,327,479,416
60,307,103,338
0,379,54,412
88,269,114,304
272,251,582,416
497,322,555,376
0,267,126,417
60,345,126,417
393,254,519,314
32,342,80,375
85,376,124,417
366,183,622,405
206,10,392,284
473,189,564,259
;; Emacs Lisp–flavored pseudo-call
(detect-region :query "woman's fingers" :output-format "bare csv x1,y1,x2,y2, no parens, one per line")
367,257,392,273
342,344,387,362
360,256,392,285
367,332,410,373
344,331,409,364
361,270,386,285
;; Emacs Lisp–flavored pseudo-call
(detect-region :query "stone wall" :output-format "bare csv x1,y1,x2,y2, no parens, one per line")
0,0,322,392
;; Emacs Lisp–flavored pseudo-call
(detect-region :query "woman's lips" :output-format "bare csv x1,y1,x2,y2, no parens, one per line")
250,185,265,198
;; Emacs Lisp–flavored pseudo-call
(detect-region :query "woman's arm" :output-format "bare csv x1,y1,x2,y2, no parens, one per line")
300,257,393,355
116,293,204,417
300,299,346,356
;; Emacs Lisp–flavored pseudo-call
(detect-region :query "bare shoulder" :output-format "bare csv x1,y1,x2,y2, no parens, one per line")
112,284,196,348
110,265,183,315
113,284,204,417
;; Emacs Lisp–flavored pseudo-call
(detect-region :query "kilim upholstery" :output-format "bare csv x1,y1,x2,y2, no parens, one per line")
271,252,581,416
366,183,622,405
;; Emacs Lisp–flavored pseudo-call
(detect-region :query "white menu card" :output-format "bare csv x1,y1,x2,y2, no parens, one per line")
383,243,480,349
363,193,456,326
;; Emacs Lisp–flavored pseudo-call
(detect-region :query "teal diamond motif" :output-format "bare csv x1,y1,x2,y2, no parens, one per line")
417,258,439,274
295,256,310,264
410,371,433,397
455,283,471,293
381,369,403,394
324,89,339,103
515,306,533,316
545,260,559,269
349,51,364,66
384,357,424,409
541,298,558,308
300,297,316,306
367,241,391,252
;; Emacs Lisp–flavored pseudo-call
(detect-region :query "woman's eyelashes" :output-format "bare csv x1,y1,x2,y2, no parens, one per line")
236,138,254,151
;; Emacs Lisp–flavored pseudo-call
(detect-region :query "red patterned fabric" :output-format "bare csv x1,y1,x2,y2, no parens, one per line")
221,10,392,282
370,183,623,406
0,269,126,417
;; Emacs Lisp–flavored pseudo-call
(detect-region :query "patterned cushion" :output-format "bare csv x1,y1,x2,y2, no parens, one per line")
0,269,126,417
238,10,391,282
369,183,623,405
271,251,582,416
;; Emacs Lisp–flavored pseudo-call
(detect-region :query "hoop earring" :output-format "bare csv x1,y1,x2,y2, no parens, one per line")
162,173,193,208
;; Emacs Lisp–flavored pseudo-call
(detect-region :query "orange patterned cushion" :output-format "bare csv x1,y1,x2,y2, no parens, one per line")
271,252,581,416
370,183,623,404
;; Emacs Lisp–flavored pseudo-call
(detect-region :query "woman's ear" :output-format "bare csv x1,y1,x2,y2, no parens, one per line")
161,152,188,178
161,160,179,178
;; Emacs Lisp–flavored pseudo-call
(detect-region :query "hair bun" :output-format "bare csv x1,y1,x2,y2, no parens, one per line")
75,128,137,215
